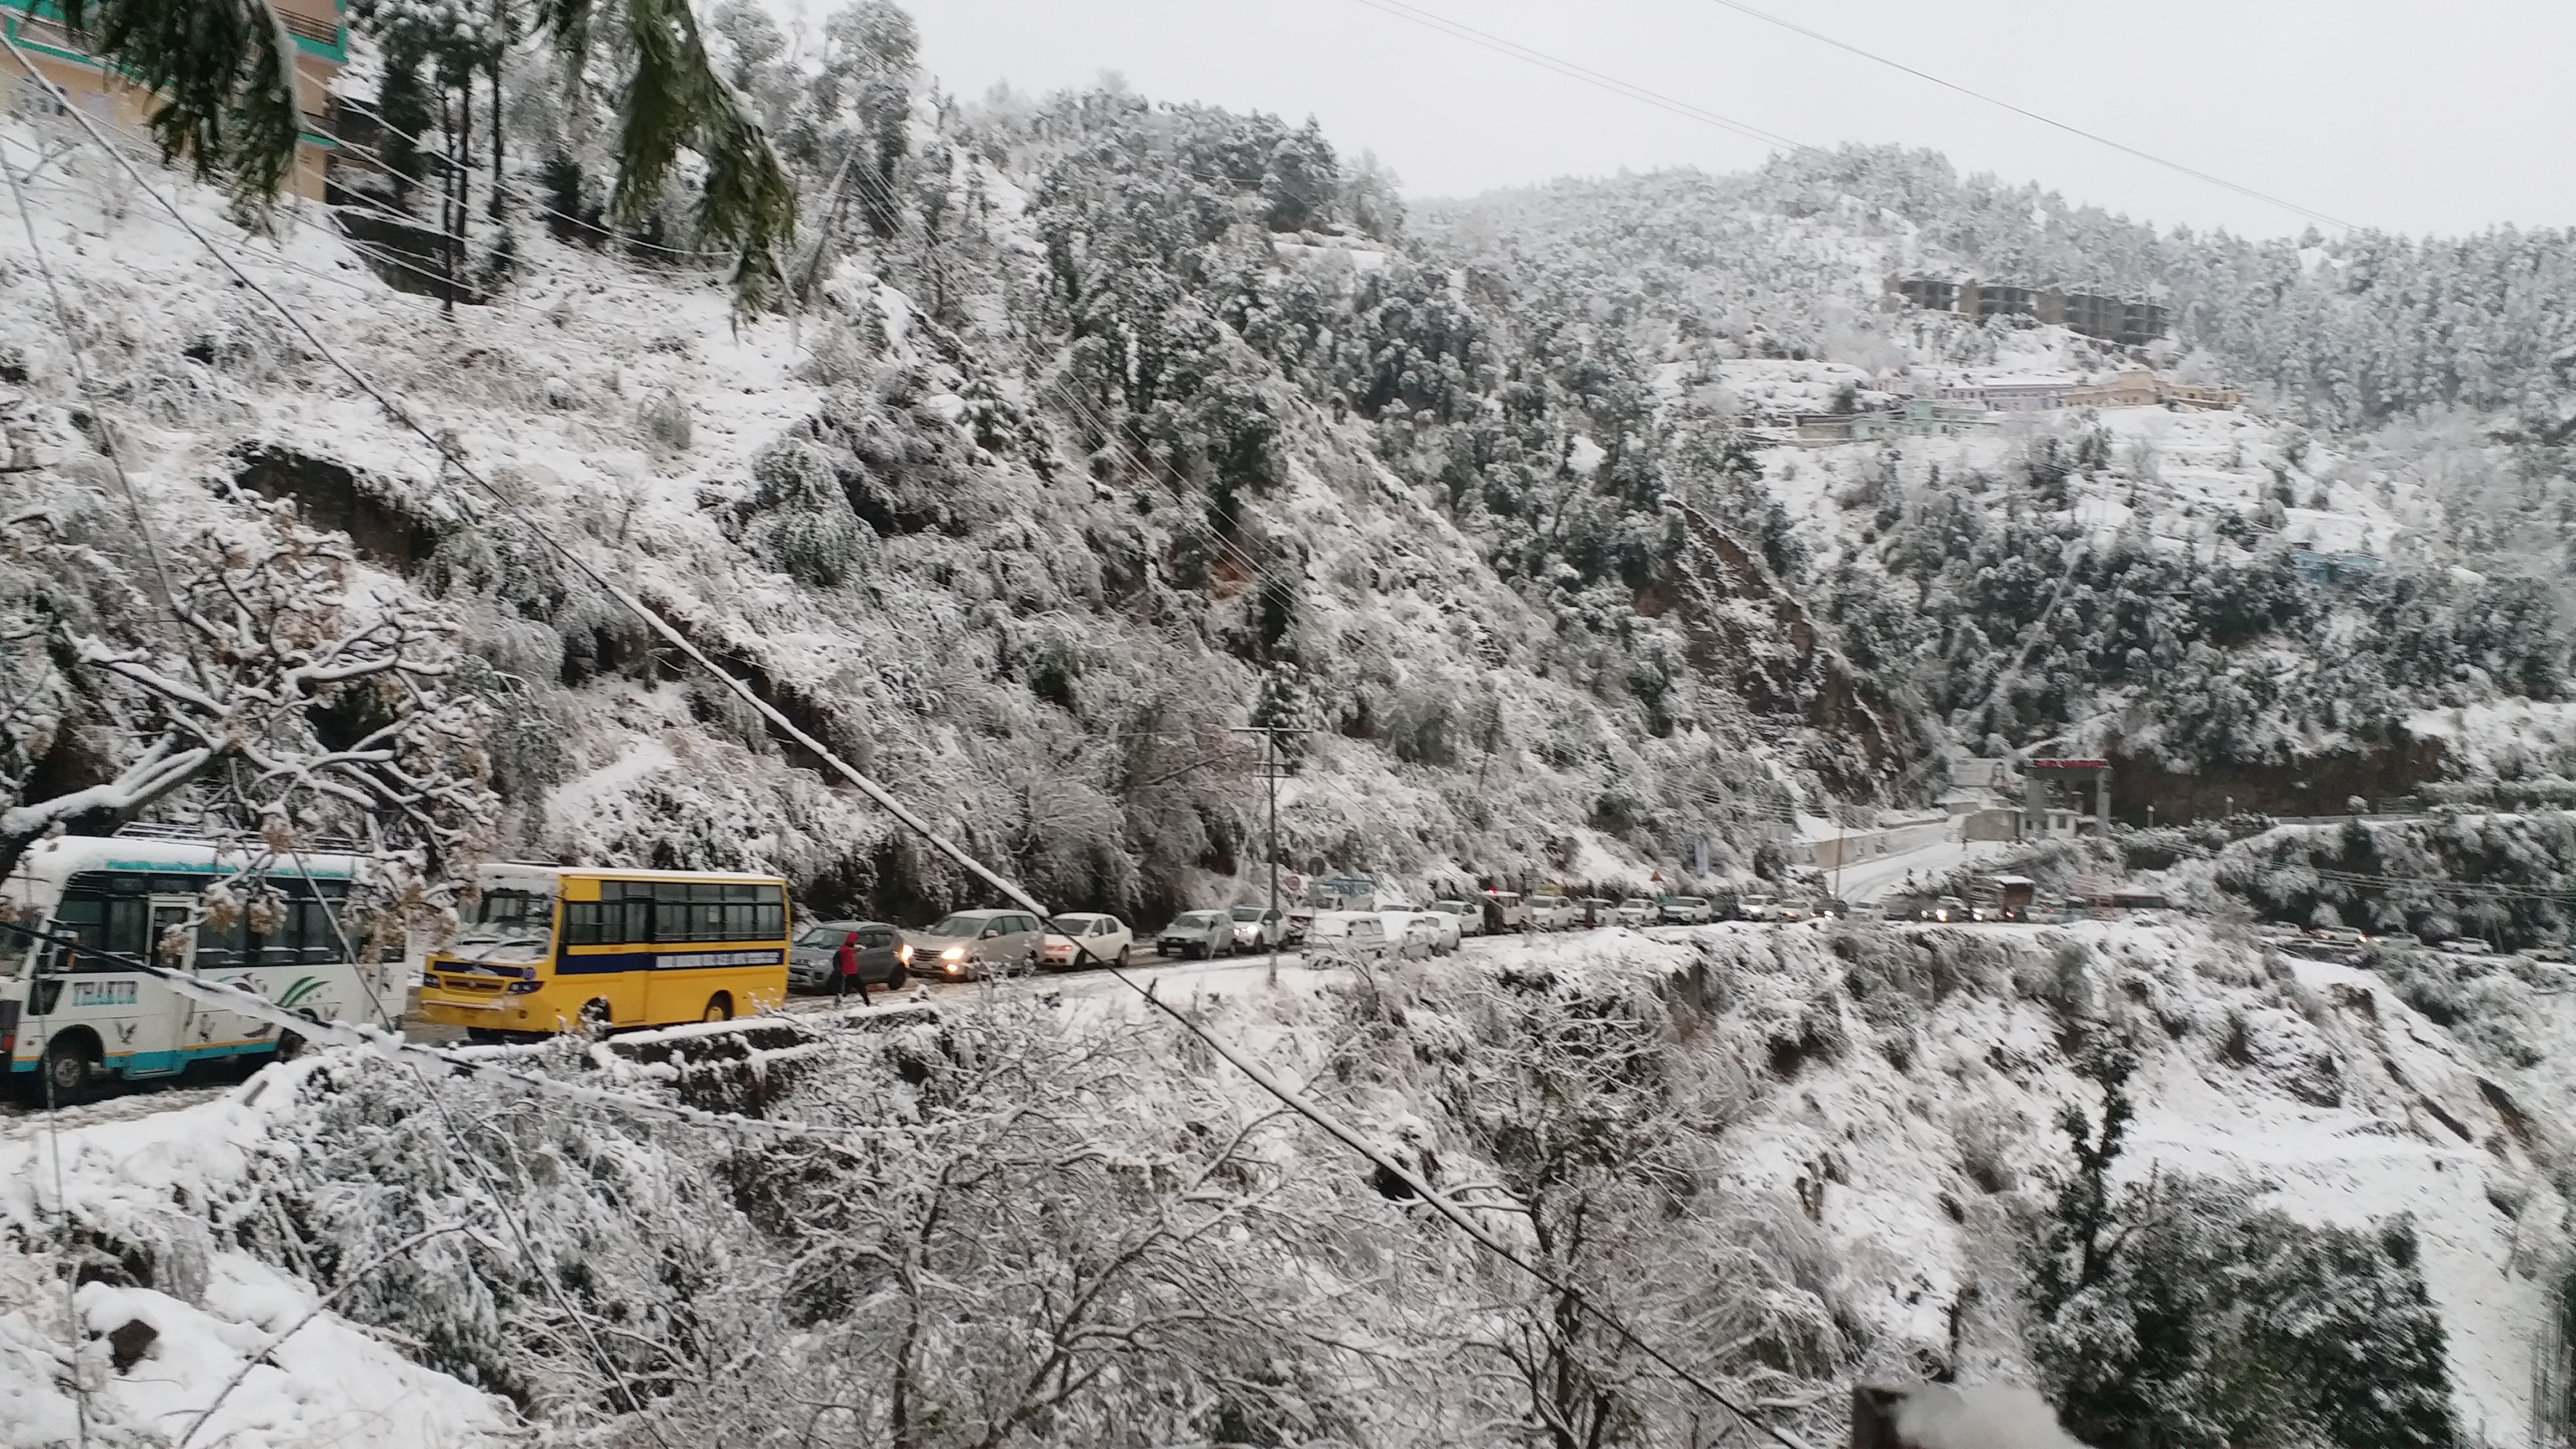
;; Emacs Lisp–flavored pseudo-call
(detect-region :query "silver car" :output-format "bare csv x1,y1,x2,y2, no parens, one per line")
902,909,1044,981
1157,910,1234,959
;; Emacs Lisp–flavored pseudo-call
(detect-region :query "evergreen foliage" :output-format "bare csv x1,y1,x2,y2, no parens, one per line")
2025,1036,2457,1449
531,0,797,310
54,0,305,209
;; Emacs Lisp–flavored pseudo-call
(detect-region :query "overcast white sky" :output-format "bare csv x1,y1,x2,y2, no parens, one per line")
774,0,2575,241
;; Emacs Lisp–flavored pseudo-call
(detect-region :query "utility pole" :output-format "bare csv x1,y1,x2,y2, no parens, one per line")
1231,721,1308,987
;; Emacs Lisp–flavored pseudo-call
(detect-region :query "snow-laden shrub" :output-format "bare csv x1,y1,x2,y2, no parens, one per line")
2014,939,2095,1017
2025,1045,2456,1449
737,438,871,587
640,389,693,452
2362,945,2545,1069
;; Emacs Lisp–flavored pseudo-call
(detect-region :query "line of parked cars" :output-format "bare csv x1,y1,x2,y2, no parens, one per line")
2257,921,2574,963
789,908,1142,989
788,884,1876,995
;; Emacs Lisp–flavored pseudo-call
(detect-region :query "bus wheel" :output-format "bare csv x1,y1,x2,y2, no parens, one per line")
39,1034,95,1105
579,999,613,1035
702,993,733,1023
274,1012,322,1062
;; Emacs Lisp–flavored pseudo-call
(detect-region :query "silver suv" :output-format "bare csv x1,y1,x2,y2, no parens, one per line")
903,909,1044,980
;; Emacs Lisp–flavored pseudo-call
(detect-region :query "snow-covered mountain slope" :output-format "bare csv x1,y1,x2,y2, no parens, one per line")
12,58,2574,921
3,917,2561,1443
1420,169,2575,815
0,100,1856,920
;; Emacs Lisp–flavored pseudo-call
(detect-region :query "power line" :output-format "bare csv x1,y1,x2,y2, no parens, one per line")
1695,0,2361,233
1342,0,1812,156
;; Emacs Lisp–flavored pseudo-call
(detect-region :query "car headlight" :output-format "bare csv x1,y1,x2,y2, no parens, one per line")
940,945,965,961
897,944,913,963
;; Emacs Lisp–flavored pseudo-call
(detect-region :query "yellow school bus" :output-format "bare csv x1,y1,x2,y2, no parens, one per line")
418,864,789,1040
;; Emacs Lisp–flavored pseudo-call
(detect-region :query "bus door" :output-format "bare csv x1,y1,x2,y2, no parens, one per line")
121,896,199,1077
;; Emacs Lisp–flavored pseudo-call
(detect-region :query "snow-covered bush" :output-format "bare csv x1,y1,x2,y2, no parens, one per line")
2024,1042,2456,1449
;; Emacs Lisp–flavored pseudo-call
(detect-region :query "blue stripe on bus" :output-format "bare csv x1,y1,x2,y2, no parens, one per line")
551,948,785,975
8,1039,281,1074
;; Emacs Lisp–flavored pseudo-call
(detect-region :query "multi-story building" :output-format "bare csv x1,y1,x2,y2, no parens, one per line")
2160,379,2241,409
2120,300,2168,348
1891,276,1959,312
1794,397,1996,444
2055,290,2129,342
1,1,345,199
1968,281,2036,319
1888,275,2170,345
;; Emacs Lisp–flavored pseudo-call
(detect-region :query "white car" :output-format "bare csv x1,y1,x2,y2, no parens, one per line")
1040,912,1133,969
2309,926,2367,949
1229,906,1289,950
1614,898,1658,927
2437,937,2493,956
1525,893,1580,930
1303,911,1392,960
1396,909,1461,955
1660,897,1713,924
1381,911,1443,959
1736,893,1782,922
1426,899,1486,937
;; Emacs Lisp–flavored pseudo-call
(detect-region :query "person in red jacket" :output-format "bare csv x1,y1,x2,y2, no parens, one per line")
834,930,871,1005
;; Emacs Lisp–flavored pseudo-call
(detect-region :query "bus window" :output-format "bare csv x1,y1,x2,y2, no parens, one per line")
297,898,339,962
196,909,244,969
460,889,555,947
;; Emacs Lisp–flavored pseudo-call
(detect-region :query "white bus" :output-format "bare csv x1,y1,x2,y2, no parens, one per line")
0,834,401,1101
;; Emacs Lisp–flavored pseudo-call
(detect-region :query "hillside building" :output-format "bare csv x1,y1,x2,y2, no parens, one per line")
2064,367,2161,407
1794,397,1995,444
2024,757,2111,839
1888,274,2169,345
1,1,346,200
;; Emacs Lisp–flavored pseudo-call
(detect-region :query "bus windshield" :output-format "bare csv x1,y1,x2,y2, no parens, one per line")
459,889,556,945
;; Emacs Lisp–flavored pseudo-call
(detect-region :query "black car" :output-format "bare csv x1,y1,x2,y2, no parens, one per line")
788,920,907,992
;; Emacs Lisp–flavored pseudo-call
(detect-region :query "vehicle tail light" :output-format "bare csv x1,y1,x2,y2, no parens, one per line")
0,1000,18,1059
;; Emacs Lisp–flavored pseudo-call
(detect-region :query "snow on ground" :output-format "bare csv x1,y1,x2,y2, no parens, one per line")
1830,836,2016,902
864,916,2561,1440
0,1062,517,1447
5,914,2565,1442
2407,699,2576,775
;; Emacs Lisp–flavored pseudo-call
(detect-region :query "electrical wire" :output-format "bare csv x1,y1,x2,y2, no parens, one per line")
1694,0,2360,233
8,53,1815,1443
1342,0,1813,156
